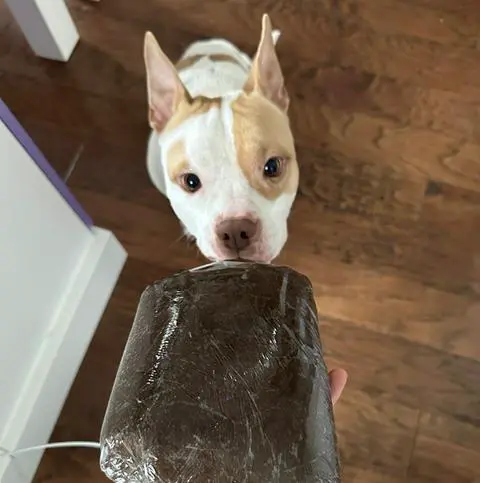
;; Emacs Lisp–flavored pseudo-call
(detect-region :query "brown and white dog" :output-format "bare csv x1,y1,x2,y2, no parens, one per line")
144,14,298,262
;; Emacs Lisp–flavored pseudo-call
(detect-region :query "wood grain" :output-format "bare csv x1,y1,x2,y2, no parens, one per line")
334,387,419,477
1,0,479,480
407,412,480,482
321,316,480,425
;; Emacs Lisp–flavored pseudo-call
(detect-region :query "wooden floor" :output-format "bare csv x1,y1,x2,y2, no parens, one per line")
2,0,480,481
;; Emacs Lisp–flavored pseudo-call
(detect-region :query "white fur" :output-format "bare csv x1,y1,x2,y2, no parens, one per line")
146,30,294,262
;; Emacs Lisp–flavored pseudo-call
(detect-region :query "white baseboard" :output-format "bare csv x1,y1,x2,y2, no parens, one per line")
0,227,127,483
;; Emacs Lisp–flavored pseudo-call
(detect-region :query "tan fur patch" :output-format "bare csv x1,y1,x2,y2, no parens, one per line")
176,53,246,72
175,54,202,71
163,95,221,134
209,53,248,71
166,140,189,183
231,92,299,200
164,95,220,186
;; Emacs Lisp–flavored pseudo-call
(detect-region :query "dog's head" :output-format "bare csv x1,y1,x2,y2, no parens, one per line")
144,15,298,262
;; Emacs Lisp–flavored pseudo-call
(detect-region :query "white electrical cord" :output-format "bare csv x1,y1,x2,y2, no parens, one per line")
0,441,100,458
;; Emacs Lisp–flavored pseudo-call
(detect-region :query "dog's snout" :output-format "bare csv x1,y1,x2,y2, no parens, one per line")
216,218,259,252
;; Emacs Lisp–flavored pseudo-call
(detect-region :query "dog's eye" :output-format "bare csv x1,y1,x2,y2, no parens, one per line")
181,173,202,193
263,157,284,178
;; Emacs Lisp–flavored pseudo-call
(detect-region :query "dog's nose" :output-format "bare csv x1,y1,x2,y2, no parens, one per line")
216,218,259,252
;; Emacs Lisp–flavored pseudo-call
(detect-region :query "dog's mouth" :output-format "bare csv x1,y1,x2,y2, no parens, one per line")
196,231,277,264
221,256,269,264
209,249,273,264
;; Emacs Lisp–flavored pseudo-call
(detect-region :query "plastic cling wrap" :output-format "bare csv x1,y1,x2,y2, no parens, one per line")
100,261,341,483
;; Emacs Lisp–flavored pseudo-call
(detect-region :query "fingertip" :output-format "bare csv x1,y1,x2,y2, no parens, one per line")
329,368,348,406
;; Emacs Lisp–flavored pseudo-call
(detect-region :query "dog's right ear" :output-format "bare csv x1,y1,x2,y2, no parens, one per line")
144,32,191,131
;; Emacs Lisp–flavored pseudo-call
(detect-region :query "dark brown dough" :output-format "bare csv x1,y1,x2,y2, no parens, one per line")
100,261,341,482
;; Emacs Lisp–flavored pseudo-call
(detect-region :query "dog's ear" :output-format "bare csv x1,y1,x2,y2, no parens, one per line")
144,32,191,131
244,14,289,112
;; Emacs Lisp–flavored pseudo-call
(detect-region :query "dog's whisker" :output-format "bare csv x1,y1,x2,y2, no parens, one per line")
166,233,187,250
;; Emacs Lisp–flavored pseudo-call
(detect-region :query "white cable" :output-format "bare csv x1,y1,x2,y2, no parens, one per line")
0,441,100,458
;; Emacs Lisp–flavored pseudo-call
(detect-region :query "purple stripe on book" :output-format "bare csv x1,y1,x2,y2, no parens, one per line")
0,98,93,227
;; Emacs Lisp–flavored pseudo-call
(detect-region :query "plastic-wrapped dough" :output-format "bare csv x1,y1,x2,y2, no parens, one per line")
100,261,341,482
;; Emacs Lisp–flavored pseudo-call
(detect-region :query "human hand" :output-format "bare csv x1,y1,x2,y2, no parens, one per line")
328,368,348,405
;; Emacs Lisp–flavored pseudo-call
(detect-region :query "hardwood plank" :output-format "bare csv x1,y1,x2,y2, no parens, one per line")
418,412,480,451
408,437,480,482
401,0,479,15
20,119,84,179
338,28,480,94
344,0,479,47
297,144,426,221
67,138,160,210
341,466,406,483
321,316,480,425
334,387,418,478
284,199,477,295
287,67,480,144
408,412,480,482
376,127,480,192
308,259,479,361
0,73,148,147
0,0,12,36
319,106,480,194
80,0,338,63
34,447,103,483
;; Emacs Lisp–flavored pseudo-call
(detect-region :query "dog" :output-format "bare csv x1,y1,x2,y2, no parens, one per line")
144,14,298,262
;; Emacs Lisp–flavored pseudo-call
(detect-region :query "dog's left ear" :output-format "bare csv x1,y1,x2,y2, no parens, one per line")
244,14,289,112
144,32,191,131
